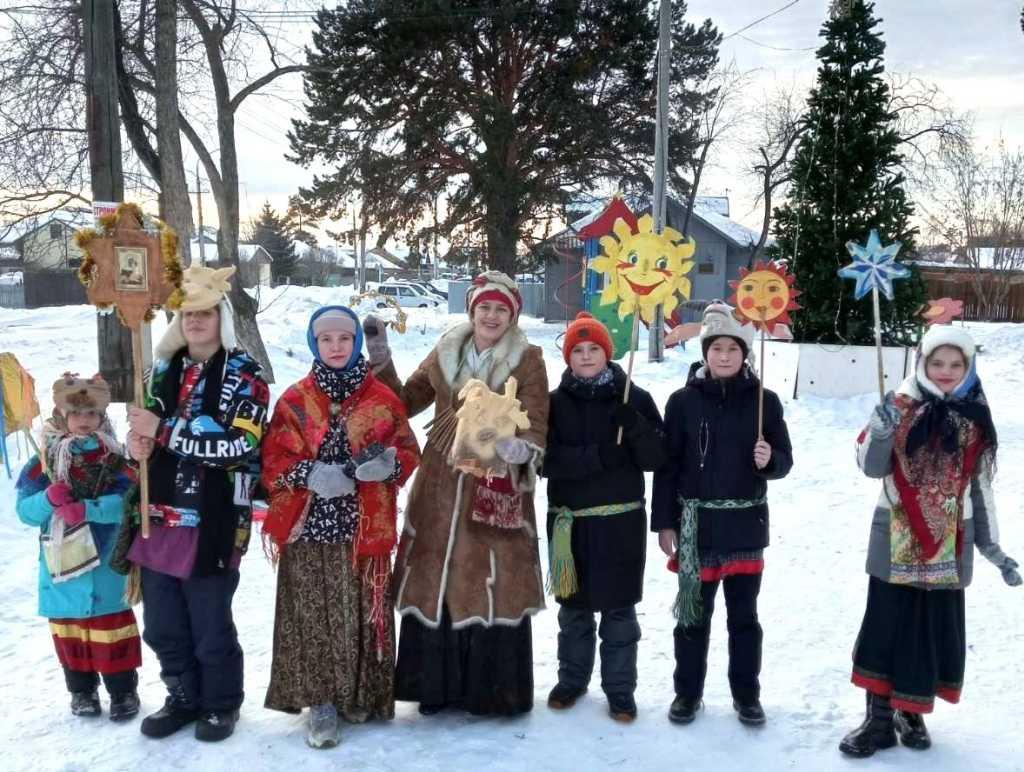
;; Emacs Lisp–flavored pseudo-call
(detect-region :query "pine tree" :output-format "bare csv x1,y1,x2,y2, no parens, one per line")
770,0,924,345
251,202,297,282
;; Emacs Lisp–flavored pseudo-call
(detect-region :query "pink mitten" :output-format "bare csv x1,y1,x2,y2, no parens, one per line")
46,482,76,508
55,502,86,527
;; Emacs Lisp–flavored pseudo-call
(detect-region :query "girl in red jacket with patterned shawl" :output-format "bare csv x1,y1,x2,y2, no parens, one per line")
260,305,420,749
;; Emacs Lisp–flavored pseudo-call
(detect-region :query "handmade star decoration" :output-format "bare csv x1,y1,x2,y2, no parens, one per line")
838,229,910,301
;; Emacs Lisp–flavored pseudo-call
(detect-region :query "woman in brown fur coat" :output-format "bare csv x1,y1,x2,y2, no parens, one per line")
370,271,549,716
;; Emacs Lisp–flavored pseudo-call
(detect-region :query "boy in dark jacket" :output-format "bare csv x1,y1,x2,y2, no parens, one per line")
652,302,792,727
544,312,667,722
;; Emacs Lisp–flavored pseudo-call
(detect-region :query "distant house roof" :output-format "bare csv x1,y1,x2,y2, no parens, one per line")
564,195,762,249
189,240,272,264
365,247,408,270
0,208,93,246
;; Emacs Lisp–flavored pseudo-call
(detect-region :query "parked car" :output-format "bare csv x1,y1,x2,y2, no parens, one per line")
407,280,447,301
375,282,443,309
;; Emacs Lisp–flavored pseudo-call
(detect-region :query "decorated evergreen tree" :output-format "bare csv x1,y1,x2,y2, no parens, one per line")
770,0,924,345
251,202,297,282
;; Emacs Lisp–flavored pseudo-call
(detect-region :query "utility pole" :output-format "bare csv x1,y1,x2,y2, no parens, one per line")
83,0,134,400
195,162,207,265
648,0,671,363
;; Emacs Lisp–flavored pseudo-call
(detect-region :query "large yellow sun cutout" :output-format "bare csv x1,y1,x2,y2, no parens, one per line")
592,214,696,323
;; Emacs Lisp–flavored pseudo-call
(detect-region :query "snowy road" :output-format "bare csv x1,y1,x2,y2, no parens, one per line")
2,289,1021,771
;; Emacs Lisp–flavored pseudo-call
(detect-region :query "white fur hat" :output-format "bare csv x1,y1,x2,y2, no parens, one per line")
700,301,755,358
919,324,976,366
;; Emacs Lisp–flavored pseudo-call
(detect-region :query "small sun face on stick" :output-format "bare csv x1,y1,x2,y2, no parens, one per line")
728,260,802,333
591,214,696,323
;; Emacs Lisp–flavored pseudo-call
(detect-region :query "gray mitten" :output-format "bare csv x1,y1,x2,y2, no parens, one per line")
868,391,901,439
307,461,356,499
355,447,398,482
362,315,392,368
979,543,1022,587
495,437,531,465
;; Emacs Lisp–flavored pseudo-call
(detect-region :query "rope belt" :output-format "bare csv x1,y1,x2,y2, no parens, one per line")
673,496,767,627
546,500,642,599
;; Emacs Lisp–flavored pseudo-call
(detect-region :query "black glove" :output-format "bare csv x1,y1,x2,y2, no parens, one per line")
598,440,632,470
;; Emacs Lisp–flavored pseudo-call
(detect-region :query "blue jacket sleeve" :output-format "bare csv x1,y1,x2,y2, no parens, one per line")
84,493,126,525
16,488,54,529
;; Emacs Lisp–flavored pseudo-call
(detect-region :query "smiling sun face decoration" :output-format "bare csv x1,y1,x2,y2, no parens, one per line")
592,214,696,323
728,260,802,334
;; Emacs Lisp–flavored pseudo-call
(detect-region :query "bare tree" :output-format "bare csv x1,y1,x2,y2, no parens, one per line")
676,61,752,237
927,138,1024,318
748,85,809,263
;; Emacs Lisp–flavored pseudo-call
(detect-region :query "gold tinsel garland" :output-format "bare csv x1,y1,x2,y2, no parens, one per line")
74,203,183,317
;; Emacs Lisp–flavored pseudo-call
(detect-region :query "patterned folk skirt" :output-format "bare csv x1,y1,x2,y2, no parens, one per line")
851,576,966,714
264,541,395,720
49,610,142,674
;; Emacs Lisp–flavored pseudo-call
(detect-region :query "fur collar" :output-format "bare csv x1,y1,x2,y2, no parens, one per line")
435,321,532,392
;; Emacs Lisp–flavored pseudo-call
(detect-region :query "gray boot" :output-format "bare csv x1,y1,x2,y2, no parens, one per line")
307,704,339,749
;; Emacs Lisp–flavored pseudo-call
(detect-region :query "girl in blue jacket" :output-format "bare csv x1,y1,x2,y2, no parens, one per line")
15,374,140,721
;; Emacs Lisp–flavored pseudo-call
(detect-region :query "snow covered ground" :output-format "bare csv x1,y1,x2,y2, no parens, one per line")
2,287,1022,772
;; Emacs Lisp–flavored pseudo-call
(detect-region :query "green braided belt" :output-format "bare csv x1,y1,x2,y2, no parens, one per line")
673,496,767,627
547,501,643,599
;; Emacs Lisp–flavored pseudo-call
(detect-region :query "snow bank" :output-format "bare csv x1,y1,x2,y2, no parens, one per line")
1,295,1022,771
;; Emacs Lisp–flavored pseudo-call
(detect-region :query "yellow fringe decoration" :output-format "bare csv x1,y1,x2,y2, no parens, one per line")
123,564,142,606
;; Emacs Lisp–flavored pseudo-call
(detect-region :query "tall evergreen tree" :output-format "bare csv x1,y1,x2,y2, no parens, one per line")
251,202,297,282
770,0,924,345
290,0,720,276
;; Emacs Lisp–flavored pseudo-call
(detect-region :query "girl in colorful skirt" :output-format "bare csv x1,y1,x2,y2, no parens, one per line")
652,302,793,727
261,306,420,749
839,324,1020,757
15,374,141,721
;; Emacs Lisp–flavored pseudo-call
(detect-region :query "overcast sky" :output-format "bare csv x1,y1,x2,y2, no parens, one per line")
225,0,1024,241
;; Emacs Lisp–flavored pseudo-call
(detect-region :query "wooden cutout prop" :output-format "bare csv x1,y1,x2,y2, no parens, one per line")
838,230,910,402
76,203,183,537
591,214,696,444
921,297,964,326
728,260,802,438
349,290,408,334
0,352,42,479
448,377,531,480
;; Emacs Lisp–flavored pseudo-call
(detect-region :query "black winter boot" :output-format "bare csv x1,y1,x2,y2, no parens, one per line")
839,693,897,758
894,710,931,750
195,709,239,742
733,698,766,726
109,691,141,722
70,691,101,717
141,677,199,739
668,695,702,725
547,683,587,710
607,693,637,723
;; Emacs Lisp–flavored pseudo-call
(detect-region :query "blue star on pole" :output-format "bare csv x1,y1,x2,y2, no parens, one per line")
838,229,910,301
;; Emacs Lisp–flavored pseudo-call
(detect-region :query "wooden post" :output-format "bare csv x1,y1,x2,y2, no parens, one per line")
617,311,641,445
872,285,885,401
131,327,150,538
757,309,767,439
83,0,135,402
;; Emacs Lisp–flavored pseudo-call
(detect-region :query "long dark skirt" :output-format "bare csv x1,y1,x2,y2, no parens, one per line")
264,541,395,721
394,605,534,716
851,576,966,714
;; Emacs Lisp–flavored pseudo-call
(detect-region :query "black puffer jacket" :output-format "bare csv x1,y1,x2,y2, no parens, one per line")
651,362,792,554
543,362,667,610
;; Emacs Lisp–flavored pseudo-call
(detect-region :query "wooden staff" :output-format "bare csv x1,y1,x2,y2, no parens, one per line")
756,307,767,440
872,285,885,402
617,310,642,445
131,327,150,538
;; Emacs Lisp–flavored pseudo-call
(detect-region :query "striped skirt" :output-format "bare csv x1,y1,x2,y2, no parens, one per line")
49,610,142,674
